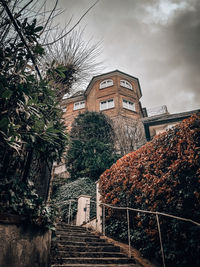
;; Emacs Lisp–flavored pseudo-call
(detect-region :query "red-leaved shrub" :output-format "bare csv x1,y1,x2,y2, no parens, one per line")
99,114,200,266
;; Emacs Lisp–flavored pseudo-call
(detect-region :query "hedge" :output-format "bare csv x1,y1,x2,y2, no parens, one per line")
99,113,200,266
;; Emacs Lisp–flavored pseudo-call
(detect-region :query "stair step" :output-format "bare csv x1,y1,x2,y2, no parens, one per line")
52,257,136,264
53,240,108,246
54,252,127,258
56,245,120,252
52,265,139,267
56,228,88,233
56,231,95,236
58,236,101,242
51,224,139,267
56,224,84,230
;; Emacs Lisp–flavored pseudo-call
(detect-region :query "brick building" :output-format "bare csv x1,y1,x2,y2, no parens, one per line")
61,70,145,131
54,69,199,178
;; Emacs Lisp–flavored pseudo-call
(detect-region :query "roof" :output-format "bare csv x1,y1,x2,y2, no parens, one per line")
71,90,85,97
84,69,142,98
142,109,200,126
62,70,142,104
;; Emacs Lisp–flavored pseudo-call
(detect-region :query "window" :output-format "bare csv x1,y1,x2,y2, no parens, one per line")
120,80,133,90
123,99,135,111
73,101,85,110
100,79,113,89
62,107,67,112
100,99,114,110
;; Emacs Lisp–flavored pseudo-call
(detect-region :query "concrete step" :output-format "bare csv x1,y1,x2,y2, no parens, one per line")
52,264,139,267
52,257,136,265
56,245,121,252
56,224,85,231
56,231,95,236
56,251,127,258
58,235,101,242
56,226,88,233
53,240,108,247
51,223,139,267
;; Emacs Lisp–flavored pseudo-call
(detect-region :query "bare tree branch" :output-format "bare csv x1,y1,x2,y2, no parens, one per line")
43,29,103,101
40,0,58,36
0,0,42,79
112,116,146,155
43,0,100,46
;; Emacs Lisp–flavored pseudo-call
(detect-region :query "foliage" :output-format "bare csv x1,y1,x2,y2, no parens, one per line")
45,30,102,101
52,177,96,221
0,0,101,229
99,114,200,266
51,176,69,198
0,14,68,185
0,6,68,228
0,178,58,230
0,16,67,157
66,111,119,180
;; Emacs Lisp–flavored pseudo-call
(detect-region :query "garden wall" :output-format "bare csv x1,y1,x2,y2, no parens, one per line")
0,214,51,267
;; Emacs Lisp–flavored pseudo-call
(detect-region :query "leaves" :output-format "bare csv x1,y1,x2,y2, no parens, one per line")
66,111,118,180
99,114,200,266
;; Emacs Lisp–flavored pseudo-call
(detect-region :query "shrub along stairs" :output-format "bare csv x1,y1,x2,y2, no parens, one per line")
50,221,140,267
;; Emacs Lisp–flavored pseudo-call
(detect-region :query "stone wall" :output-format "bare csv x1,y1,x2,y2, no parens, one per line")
0,215,51,267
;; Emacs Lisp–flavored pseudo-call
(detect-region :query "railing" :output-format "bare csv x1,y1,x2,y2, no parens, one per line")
51,194,200,267
101,203,200,267
53,199,77,225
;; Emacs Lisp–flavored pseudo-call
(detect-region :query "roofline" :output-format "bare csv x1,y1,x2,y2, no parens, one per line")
62,94,85,104
142,109,200,125
84,69,142,98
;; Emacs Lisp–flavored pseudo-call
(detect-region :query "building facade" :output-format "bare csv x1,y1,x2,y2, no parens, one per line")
61,70,145,131
54,69,199,178
143,109,200,141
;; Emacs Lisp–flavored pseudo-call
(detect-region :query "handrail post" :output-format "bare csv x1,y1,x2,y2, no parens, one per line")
103,204,105,236
68,200,71,225
156,213,166,267
127,208,131,258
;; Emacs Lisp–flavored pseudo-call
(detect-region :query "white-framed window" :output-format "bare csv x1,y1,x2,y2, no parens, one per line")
123,99,135,111
62,107,67,112
120,80,133,90
100,99,114,110
73,101,85,110
100,79,113,89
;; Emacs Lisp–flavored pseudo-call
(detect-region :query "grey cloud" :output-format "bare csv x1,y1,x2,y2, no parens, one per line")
47,0,200,113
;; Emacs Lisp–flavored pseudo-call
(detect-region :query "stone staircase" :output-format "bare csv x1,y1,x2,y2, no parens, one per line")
50,222,140,267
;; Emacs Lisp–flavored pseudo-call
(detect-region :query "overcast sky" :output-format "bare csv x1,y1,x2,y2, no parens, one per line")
51,0,200,114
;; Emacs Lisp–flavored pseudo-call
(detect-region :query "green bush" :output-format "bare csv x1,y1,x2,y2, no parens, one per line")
0,178,57,230
66,111,119,180
52,177,96,221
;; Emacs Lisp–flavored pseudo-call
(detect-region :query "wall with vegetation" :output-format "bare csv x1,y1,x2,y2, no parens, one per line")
0,215,51,267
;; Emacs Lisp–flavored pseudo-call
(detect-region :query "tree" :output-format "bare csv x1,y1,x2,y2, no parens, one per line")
99,113,200,266
66,111,118,180
0,0,101,190
44,30,102,101
112,116,146,155
0,7,68,196
0,0,101,228
0,0,101,101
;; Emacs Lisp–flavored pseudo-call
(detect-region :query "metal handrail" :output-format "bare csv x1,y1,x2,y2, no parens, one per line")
100,202,200,267
101,203,200,227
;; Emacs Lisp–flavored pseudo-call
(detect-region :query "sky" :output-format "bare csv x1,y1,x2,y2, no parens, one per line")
49,0,200,114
